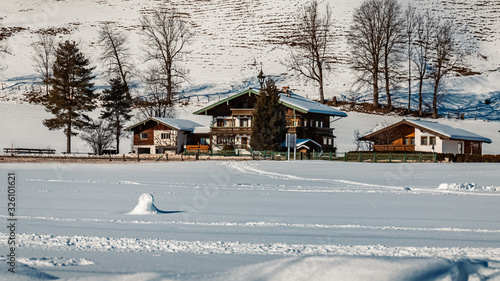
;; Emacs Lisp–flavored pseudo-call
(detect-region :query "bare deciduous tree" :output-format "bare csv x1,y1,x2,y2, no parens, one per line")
429,19,462,119
349,0,386,108
139,8,192,105
32,32,56,97
286,0,333,104
381,0,405,111
98,23,132,91
412,11,435,117
80,119,114,155
135,66,177,119
353,129,372,151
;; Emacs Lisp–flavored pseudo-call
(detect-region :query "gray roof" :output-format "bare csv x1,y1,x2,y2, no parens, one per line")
407,119,492,143
125,117,203,132
279,93,348,117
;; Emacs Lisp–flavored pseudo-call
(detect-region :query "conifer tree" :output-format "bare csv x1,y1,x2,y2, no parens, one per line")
250,79,287,151
100,77,133,154
43,40,97,153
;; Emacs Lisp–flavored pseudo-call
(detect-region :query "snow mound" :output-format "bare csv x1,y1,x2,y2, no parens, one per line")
127,193,162,215
18,257,94,267
438,182,498,191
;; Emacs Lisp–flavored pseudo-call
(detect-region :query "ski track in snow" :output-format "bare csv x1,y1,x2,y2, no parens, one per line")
4,215,500,234
2,233,499,260
223,162,500,196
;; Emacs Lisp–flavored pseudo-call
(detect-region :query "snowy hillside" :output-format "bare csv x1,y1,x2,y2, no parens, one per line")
0,0,500,153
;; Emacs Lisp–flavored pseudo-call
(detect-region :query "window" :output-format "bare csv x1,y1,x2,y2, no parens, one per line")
304,120,308,127
403,137,415,145
316,121,319,127
320,121,323,128
216,119,224,127
429,136,436,145
421,136,428,145
223,119,233,127
161,133,171,139
241,118,249,127
328,138,333,146
323,138,328,145
140,133,148,139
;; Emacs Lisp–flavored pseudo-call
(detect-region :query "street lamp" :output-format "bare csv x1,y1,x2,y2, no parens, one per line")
257,67,265,88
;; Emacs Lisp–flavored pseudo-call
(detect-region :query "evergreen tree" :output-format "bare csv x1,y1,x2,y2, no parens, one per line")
250,79,287,151
43,41,97,153
100,77,133,154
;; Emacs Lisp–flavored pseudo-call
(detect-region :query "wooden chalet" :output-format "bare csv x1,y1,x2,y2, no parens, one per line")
193,88,347,152
125,117,209,154
361,119,492,155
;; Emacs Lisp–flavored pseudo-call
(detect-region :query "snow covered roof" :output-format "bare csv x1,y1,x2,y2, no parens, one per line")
125,117,203,132
281,139,322,149
194,88,347,117
406,119,492,143
193,126,211,134
279,93,347,117
362,119,492,143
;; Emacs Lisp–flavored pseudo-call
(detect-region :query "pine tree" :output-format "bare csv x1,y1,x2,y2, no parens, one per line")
100,77,133,154
250,79,287,151
43,41,97,153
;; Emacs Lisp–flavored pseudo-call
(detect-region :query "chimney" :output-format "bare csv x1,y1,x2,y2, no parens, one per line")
282,86,291,97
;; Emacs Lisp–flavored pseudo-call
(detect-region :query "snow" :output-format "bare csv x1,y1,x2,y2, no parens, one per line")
438,182,498,192
278,93,348,117
1,161,499,279
127,193,161,215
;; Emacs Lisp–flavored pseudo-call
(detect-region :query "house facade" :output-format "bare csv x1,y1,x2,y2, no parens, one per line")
125,117,208,154
361,119,492,155
193,88,347,152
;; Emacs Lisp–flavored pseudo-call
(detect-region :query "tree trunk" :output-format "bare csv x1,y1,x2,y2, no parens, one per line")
432,80,439,119
66,120,71,153
116,122,120,154
408,42,411,113
373,73,379,108
318,67,325,104
418,77,423,117
384,54,392,110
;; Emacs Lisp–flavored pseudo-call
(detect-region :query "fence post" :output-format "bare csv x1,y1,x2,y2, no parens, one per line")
137,153,140,162
344,153,347,162
404,153,407,163
166,153,168,161
123,154,126,162
434,153,437,163
419,153,422,162
358,151,362,162
389,152,392,163
329,151,332,161
374,152,377,163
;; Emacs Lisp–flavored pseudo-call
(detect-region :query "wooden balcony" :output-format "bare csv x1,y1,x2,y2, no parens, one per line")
211,126,252,134
186,145,211,151
230,108,254,116
373,145,415,152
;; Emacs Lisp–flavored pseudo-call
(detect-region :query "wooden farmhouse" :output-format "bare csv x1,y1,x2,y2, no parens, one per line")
361,119,492,155
193,88,347,152
125,117,209,154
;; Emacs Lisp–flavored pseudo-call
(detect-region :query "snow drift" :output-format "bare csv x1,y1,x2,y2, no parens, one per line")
438,182,498,192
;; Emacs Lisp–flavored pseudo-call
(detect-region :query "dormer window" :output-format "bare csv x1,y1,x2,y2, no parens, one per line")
140,133,148,139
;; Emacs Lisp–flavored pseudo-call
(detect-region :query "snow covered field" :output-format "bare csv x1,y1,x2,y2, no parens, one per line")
1,161,500,280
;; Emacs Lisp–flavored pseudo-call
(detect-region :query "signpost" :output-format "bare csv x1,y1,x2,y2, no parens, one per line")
285,134,297,161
